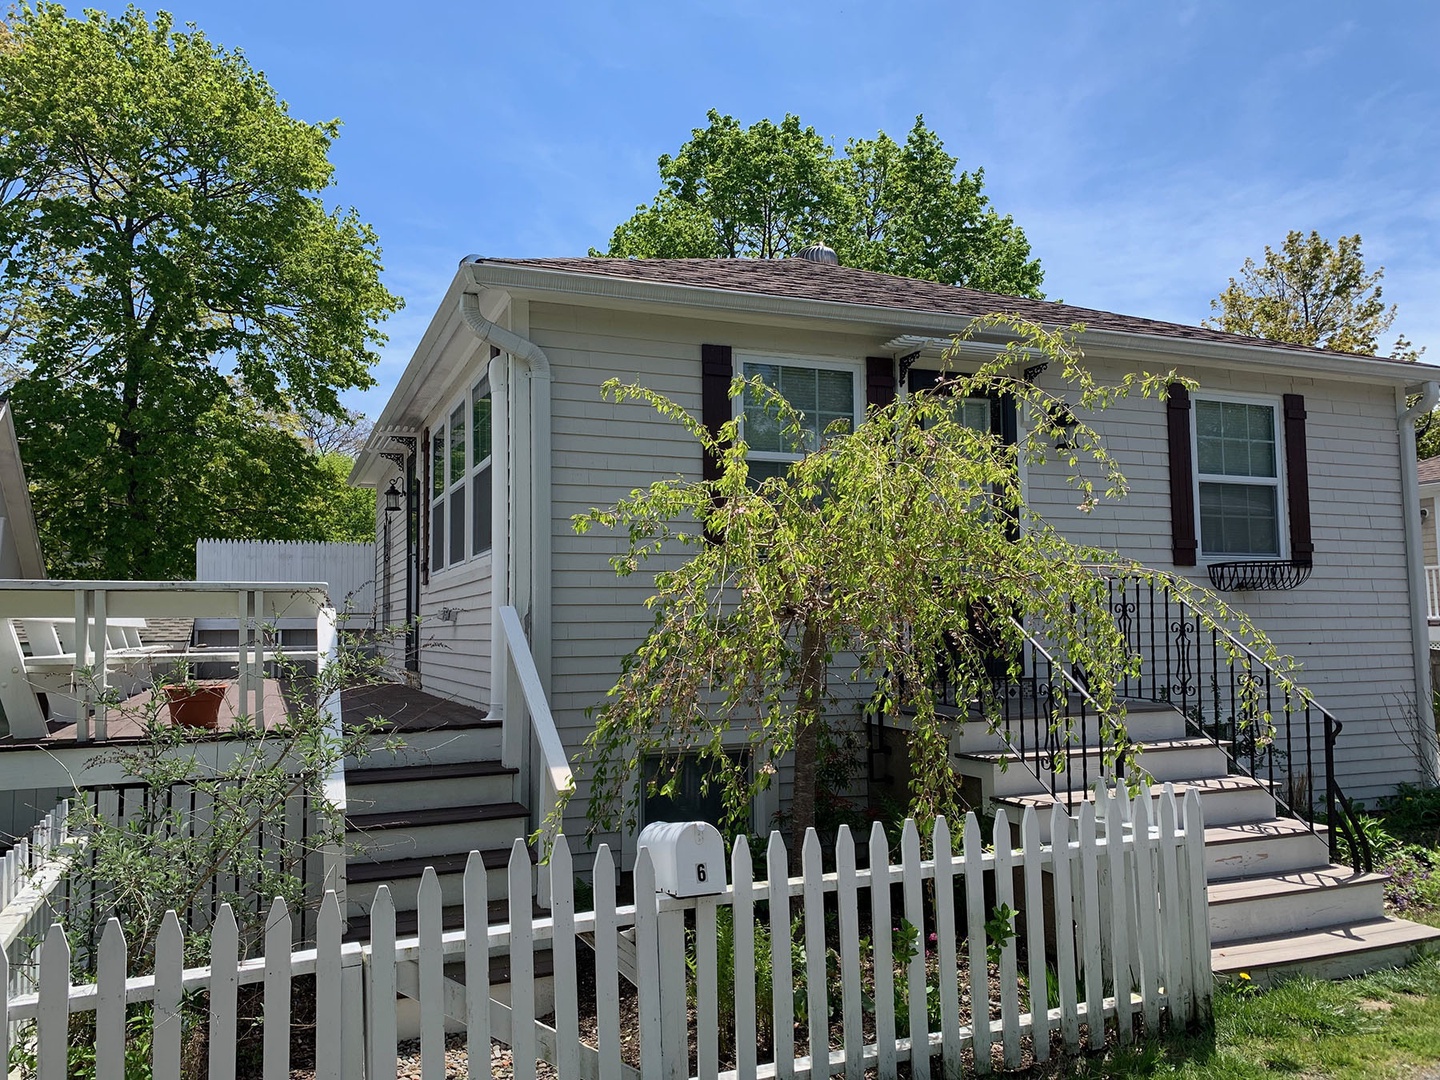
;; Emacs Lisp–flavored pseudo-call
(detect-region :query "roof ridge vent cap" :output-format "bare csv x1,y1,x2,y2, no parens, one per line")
795,241,839,265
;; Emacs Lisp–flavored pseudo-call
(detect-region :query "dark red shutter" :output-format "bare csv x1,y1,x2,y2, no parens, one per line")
701,344,733,482
866,357,896,411
1167,384,1197,566
1283,393,1313,566
420,426,431,584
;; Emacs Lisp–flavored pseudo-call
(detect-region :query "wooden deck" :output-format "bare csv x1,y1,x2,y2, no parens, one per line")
0,680,491,750
340,682,494,732
0,679,295,749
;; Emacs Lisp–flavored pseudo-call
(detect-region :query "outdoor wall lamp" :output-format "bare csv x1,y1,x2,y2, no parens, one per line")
384,479,405,514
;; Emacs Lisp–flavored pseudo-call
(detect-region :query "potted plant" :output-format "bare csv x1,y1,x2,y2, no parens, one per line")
163,674,230,730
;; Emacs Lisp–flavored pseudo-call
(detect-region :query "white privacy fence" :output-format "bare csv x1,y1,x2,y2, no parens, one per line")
196,540,375,627
8,784,1211,1080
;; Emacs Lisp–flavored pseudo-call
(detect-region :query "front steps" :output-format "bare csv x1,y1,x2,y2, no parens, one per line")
338,685,535,941
951,699,1440,985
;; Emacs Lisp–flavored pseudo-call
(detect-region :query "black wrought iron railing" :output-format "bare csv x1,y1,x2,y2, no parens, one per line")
932,617,1117,814
1099,573,1372,873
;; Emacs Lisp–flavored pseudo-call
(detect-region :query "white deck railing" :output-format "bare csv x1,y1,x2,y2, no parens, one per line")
0,579,334,743
1427,565,1440,620
8,784,1212,1080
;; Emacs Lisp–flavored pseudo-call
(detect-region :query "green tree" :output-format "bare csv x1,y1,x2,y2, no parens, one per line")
563,318,1289,851
601,112,1044,297
1206,230,1419,360
0,5,400,578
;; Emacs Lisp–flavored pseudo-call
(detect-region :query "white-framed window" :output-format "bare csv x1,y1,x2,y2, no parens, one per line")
429,381,497,574
430,401,468,573
471,382,493,556
738,355,863,483
1193,394,1287,559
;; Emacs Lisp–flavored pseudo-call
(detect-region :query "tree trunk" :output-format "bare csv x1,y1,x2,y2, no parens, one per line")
788,616,825,867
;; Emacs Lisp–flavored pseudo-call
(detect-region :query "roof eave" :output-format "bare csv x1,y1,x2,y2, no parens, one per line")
465,260,1436,386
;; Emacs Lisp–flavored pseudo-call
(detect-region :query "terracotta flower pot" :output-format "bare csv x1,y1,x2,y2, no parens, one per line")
164,682,229,729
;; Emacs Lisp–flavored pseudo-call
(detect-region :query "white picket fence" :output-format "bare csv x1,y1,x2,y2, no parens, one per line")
0,800,78,1008
6,784,1210,1080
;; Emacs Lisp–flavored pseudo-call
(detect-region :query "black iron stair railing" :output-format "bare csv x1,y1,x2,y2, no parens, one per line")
1099,572,1373,874
931,616,1120,813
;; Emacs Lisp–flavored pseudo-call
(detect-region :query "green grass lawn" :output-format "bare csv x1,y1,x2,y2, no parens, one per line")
1053,956,1440,1078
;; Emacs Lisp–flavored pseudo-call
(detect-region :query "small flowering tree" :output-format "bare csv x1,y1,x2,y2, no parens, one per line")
565,316,1288,851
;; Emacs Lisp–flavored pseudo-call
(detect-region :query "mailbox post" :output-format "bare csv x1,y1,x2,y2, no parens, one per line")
637,821,728,1076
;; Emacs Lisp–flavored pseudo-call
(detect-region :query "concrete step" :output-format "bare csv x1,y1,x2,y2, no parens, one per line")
1000,775,1277,841
959,738,1229,799
1203,818,1332,882
1207,865,1389,945
345,847,519,915
345,760,517,814
346,801,529,861
1212,917,1440,986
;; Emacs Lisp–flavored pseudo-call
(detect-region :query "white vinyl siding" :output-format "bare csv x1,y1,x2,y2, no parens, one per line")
1024,359,1422,802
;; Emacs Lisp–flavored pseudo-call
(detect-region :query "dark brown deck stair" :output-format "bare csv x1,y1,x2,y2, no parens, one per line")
338,684,532,944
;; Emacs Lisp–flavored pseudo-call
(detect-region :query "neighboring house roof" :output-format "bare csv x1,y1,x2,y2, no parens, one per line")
0,401,44,578
472,256,1419,368
1418,455,1440,486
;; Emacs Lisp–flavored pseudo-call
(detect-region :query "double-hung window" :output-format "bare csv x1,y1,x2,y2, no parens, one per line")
740,357,862,482
431,403,468,573
430,386,495,574
471,383,493,556
1194,397,1284,558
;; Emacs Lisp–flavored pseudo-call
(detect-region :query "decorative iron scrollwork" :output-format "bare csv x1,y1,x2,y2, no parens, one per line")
1207,560,1313,591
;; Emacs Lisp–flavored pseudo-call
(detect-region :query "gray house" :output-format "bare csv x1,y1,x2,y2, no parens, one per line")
351,252,1440,978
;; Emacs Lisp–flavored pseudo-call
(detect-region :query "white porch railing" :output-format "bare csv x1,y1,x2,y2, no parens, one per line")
7,784,1212,1080
1427,565,1440,620
498,604,573,895
0,579,334,743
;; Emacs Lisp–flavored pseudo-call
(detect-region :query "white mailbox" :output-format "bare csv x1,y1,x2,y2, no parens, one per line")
637,820,728,897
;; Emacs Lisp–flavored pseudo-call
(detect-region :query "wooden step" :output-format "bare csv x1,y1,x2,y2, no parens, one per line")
349,723,503,767
1203,818,1331,882
1207,865,1389,944
1212,917,1440,985
946,699,1188,753
347,760,517,786
345,846,523,912
959,738,1229,798
999,775,1276,840
345,760,517,813
346,801,529,861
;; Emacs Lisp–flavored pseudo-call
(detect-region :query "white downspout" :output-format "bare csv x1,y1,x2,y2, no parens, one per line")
461,292,553,774
1399,380,1440,781
487,352,510,731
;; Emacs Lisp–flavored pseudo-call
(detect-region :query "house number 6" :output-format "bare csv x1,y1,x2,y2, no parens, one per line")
696,863,707,882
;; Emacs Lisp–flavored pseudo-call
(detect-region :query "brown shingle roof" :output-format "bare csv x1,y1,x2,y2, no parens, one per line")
1418,456,1440,485
474,257,1414,366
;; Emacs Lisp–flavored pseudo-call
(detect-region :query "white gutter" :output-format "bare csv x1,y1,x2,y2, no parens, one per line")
459,292,553,771
1399,380,1440,782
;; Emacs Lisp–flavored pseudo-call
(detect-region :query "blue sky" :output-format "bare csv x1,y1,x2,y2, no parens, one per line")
91,1,1440,415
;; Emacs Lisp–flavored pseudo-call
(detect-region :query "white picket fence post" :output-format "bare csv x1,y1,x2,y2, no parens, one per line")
3,798,1211,1080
